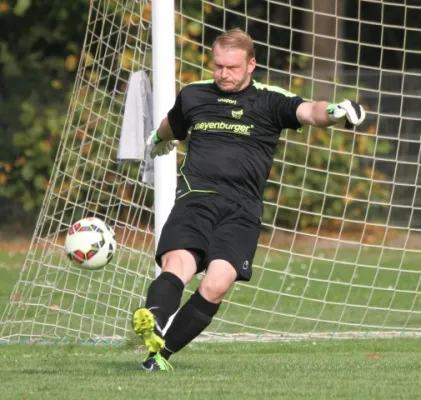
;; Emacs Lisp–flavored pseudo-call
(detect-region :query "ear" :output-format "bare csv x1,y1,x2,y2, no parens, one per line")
248,57,256,74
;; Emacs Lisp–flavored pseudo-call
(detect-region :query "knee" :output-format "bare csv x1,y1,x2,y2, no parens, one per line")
199,259,237,302
160,250,196,285
199,276,232,303
199,285,222,303
161,251,182,270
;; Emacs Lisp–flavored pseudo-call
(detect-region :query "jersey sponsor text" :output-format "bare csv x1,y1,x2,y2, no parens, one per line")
192,121,253,135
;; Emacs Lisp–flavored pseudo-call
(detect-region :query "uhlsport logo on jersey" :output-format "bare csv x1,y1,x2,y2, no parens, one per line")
231,109,243,120
192,121,253,136
218,98,237,105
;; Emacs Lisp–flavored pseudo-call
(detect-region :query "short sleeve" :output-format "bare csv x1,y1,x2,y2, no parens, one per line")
167,90,189,140
269,93,305,131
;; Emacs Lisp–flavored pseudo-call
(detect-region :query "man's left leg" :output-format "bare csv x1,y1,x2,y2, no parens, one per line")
159,259,237,360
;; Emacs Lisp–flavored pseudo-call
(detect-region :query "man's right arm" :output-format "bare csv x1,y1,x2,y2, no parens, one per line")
146,89,188,158
155,117,177,141
147,117,179,159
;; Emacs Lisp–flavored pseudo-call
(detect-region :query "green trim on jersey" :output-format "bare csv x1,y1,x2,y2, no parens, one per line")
187,79,215,86
176,189,217,200
179,153,189,187
178,153,217,200
252,80,297,97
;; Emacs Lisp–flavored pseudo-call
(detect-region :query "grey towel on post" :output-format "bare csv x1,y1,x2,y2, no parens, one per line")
117,70,154,184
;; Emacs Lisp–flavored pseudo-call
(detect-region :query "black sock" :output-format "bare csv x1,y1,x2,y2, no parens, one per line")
144,272,184,332
162,290,220,359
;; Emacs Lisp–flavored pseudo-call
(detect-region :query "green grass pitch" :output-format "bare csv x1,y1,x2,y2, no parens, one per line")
1,250,421,399
1,339,421,399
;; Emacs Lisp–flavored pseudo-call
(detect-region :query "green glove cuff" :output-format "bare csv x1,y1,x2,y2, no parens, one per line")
151,129,162,144
326,103,337,114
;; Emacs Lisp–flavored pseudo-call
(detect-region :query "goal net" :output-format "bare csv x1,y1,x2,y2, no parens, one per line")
2,0,421,344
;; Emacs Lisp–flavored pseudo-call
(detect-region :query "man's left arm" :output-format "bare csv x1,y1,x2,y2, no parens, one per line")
296,100,366,128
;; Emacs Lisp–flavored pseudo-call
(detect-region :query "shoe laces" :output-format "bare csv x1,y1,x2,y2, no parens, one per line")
154,354,173,371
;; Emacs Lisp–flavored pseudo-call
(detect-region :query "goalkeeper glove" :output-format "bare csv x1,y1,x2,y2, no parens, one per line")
327,100,366,128
146,129,179,159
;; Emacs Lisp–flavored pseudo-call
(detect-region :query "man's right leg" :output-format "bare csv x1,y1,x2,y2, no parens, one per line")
132,249,198,355
132,192,216,370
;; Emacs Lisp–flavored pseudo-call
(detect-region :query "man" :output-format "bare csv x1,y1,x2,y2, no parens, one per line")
132,28,365,371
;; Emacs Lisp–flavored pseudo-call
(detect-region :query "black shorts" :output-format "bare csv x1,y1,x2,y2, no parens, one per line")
155,192,261,281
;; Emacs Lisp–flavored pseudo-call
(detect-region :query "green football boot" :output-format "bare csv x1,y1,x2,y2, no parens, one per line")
131,308,165,353
141,353,173,372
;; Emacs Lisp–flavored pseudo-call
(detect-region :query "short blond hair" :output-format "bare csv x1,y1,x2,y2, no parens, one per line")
212,28,255,60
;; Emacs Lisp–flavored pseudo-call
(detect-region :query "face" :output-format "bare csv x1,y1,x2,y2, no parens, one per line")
213,43,256,92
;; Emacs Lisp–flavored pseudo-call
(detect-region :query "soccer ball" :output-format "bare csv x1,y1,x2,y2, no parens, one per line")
64,217,116,270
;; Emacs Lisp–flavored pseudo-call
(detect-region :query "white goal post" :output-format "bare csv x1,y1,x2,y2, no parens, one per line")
2,0,421,344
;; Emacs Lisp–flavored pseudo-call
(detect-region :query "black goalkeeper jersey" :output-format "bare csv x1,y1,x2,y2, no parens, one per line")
167,79,305,218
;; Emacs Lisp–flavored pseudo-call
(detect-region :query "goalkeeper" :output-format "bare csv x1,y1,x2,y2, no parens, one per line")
133,28,366,371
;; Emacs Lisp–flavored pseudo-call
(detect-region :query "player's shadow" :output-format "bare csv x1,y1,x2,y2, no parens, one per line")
20,368,64,375
101,360,142,371
99,359,191,372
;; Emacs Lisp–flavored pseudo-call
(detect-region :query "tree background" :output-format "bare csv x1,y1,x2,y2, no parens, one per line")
1,0,419,234
0,0,89,232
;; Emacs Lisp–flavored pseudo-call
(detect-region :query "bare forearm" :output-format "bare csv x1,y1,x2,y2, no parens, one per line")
297,101,335,127
156,117,177,141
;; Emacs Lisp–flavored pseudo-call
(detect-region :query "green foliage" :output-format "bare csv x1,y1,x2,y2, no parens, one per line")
0,0,89,213
3,102,67,210
0,0,394,231
0,0,150,226
261,75,392,229
264,127,392,230
46,87,148,228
